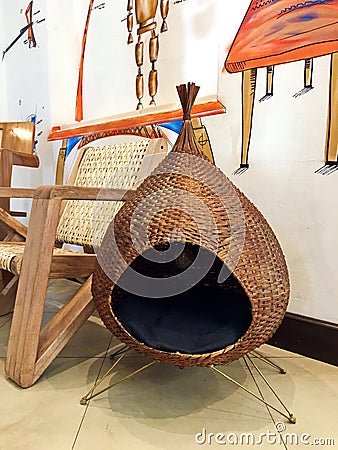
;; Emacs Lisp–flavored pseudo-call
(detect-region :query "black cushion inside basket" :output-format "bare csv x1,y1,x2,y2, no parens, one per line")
114,286,252,354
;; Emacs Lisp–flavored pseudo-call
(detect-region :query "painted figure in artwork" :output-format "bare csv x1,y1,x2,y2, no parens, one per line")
2,0,45,60
225,0,338,174
126,0,169,109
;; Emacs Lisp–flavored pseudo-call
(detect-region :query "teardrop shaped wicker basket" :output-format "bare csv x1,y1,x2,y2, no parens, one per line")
92,83,290,368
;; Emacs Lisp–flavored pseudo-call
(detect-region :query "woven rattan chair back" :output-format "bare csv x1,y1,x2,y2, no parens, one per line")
56,139,167,248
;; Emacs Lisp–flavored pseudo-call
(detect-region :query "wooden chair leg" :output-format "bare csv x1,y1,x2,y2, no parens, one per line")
325,52,338,165
34,277,95,382
0,149,13,214
241,68,257,168
5,196,62,387
5,193,96,387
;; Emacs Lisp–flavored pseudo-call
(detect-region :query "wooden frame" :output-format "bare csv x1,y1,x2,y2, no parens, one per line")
48,98,225,141
0,185,133,388
0,122,39,215
0,138,167,388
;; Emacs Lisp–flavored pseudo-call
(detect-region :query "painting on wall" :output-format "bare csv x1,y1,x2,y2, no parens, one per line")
62,0,222,125
225,0,338,175
2,0,45,60
126,0,169,110
75,0,170,120
1,0,46,135
75,0,106,122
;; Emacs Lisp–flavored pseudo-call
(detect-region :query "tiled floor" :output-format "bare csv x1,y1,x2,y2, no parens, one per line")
0,280,337,450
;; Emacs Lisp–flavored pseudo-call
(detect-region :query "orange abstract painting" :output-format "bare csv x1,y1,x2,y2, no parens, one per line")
225,0,338,73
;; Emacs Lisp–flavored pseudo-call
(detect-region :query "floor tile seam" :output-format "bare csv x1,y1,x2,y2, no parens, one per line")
72,336,115,449
58,344,117,360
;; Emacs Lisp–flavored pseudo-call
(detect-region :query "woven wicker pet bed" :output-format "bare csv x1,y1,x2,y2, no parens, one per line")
92,83,290,368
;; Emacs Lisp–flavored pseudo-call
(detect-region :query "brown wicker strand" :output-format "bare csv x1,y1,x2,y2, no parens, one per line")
176,82,199,120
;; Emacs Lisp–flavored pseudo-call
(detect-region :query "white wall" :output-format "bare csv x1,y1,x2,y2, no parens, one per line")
2,0,57,223
47,0,219,124
2,0,337,324
210,1,337,323
0,2,8,118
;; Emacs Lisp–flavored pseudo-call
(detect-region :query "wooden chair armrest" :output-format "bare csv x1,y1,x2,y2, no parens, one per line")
0,187,36,198
0,207,28,238
0,147,39,168
0,185,136,239
33,185,136,201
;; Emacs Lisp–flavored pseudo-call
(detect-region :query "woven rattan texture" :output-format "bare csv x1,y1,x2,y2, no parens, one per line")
93,132,290,366
92,84,290,367
0,243,76,272
56,140,152,247
0,244,19,272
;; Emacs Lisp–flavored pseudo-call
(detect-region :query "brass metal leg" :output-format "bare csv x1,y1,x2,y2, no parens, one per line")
81,346,296,424
109,344,130,359
211,359,296,424
245,354,295,422
80,349,157,405
251,350,286,374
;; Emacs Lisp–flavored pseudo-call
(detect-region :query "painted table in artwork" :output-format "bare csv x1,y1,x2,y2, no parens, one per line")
225,0,338,172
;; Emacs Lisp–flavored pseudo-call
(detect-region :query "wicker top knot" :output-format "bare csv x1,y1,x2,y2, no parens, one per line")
177,82,199,121
173,83,209,161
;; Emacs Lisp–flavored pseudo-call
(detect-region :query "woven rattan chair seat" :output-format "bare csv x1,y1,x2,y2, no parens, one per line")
0,242,77,272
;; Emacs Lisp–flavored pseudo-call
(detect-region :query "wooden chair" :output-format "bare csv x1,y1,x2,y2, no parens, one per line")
0,137,167,387
0,122,39,216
